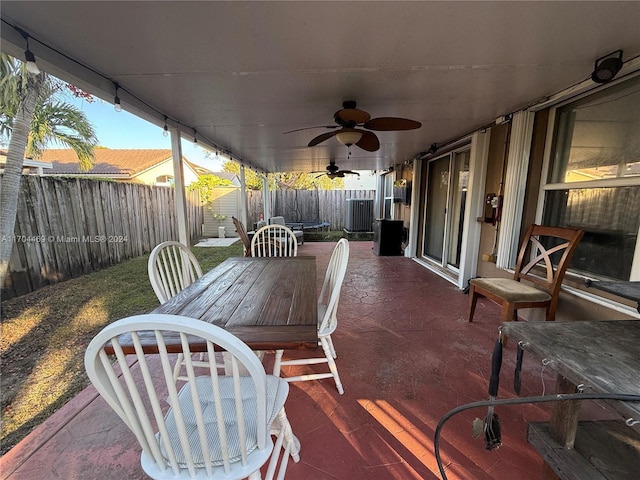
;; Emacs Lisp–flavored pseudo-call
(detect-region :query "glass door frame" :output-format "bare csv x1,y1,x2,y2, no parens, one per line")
409,132,488,290
420,146,470,274
413,131,491,290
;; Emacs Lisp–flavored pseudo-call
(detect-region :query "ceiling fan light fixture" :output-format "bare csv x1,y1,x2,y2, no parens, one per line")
336,130,362,146
591,50,623,84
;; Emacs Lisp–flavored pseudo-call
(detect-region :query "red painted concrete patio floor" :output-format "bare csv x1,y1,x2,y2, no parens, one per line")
2,241,587,479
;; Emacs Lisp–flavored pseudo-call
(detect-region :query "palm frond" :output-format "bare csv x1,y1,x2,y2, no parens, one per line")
27,101,97,170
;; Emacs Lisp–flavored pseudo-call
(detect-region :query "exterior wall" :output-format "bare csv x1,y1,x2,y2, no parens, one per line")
408,112,637,323
519,108,636,322
476,123,511,279
202,187,242,237
527,290,636,322
393,164,413,228
134,160,199,186
481,109,636,323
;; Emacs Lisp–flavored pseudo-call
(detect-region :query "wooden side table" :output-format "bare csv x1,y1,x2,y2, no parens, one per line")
501,320,640,480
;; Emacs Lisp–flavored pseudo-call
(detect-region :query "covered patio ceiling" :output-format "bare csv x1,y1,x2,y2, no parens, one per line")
1,1,639,175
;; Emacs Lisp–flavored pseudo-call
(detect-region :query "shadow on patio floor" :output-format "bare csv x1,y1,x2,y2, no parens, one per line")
2,241,557,479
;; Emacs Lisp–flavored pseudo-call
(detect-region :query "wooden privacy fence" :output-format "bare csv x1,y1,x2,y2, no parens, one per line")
246,189,375,229
2,176,202,300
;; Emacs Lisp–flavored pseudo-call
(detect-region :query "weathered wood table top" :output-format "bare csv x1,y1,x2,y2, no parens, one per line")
110,256,318,354
501,320,640,421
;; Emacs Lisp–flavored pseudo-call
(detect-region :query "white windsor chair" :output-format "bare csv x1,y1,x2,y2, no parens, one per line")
148,241,208,381
85,314,300,480
251,225,298,258
148,241,203,304
273,238,349,394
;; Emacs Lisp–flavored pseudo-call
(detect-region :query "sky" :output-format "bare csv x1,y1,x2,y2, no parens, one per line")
65,95,226,172
63,93,376,189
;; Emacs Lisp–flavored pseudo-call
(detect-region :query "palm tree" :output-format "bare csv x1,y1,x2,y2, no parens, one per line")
0,54,98,289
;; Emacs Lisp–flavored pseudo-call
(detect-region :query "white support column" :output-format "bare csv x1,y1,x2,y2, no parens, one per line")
459,130,490,287
170,125,189,246
374,174,384,219
407,158,422,258
239,164,248,226
262,174,271,220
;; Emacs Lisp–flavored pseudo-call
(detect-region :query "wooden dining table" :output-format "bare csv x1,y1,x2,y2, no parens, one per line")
108,256,319,354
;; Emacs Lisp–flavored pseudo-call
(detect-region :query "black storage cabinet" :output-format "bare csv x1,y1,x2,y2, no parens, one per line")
373,219,404,256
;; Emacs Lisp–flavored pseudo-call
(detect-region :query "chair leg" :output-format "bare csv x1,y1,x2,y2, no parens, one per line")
320,336,343,394
265,419,285,480
468,285,479,322
546,301,557,321
266,408,300,480
499,302,516,347
279,408,301,461
273,349,284,376
172,353,185,382
325,334,337,359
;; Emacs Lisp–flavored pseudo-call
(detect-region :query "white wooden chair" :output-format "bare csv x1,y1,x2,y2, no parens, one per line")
148,241,205,381
148,241,203,304
268,216,304,245
251,225,298,257
85,314,300,480
273,238,349,394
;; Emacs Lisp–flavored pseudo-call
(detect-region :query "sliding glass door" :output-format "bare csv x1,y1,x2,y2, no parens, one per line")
422,148,470,273
424,157,449,261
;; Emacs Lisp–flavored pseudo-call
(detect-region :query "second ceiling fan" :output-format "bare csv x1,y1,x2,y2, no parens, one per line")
297,100,422,152
314,160,360,180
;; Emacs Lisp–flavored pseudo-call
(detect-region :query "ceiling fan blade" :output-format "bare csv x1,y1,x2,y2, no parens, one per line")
340,170,360,176
283,125,338,134
308,130,339,147
363,117,422,131
334,107,371,125
356,131,380,152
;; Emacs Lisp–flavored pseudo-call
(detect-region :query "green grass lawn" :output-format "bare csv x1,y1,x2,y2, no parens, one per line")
0,242,244,455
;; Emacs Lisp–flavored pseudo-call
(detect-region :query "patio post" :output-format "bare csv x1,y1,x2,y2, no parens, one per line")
239,164,248,226
170,125,189,246
262,174,271,221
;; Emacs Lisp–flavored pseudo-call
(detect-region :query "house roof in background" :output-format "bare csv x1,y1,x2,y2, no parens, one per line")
190,163,216,176
0,149,52,169
38,149,192,177
212,172,239,183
